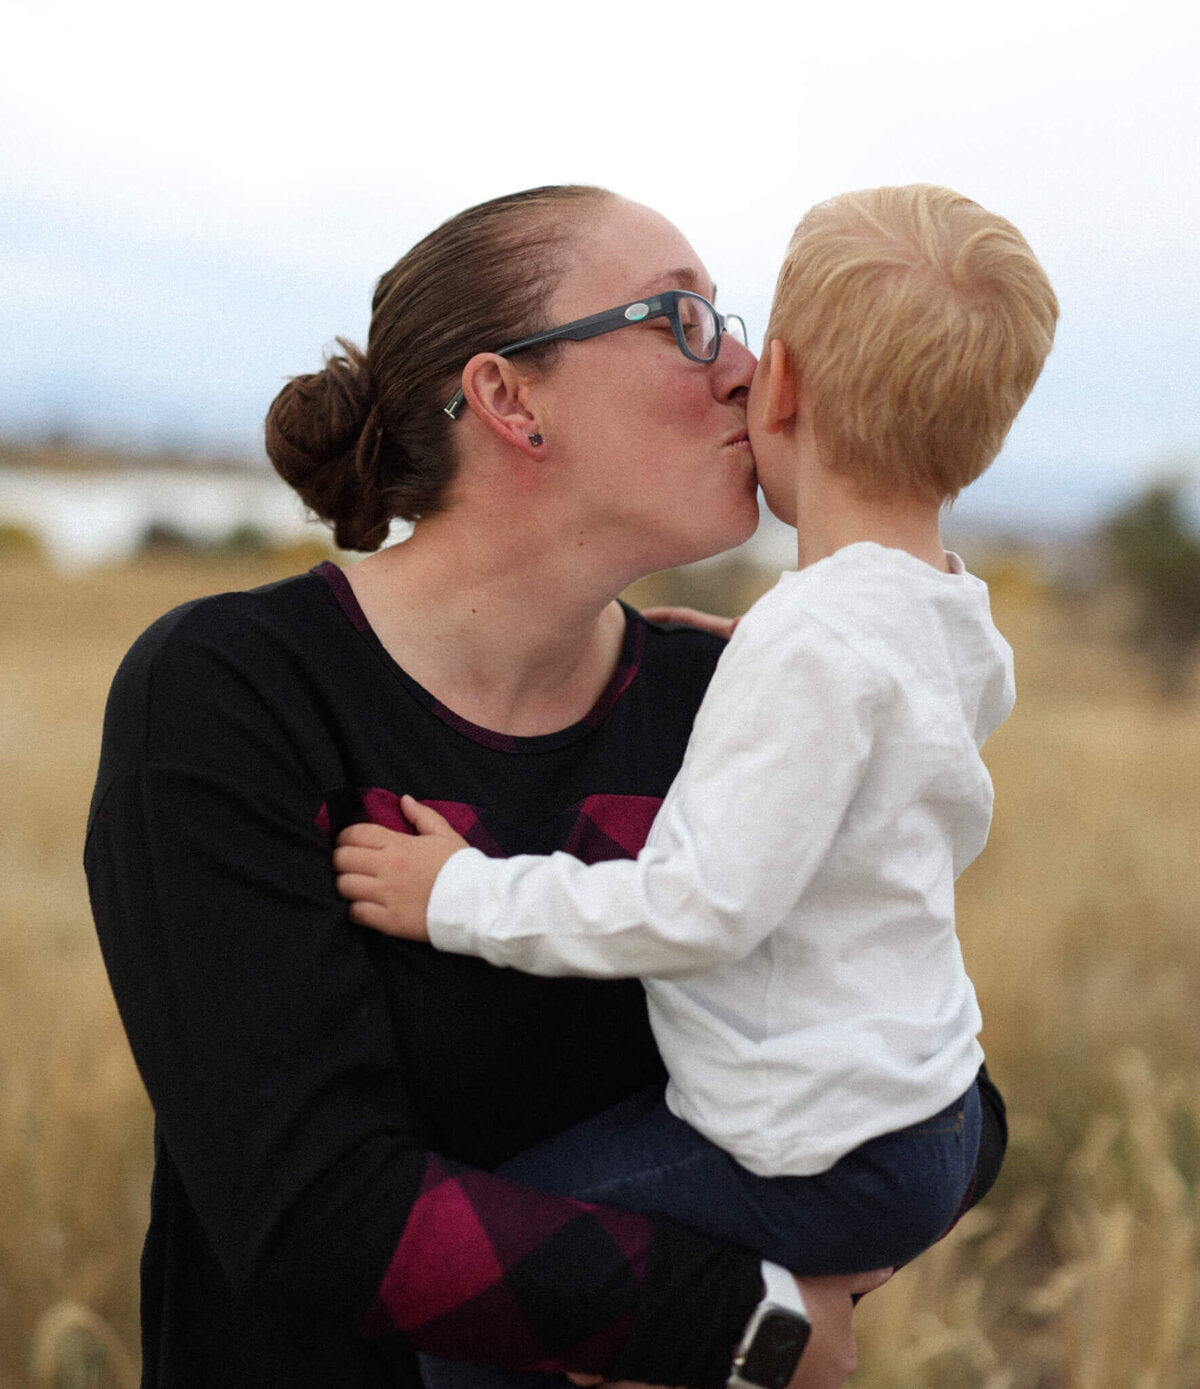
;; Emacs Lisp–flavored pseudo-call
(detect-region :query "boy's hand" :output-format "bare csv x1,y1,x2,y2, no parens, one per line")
333,796,467,941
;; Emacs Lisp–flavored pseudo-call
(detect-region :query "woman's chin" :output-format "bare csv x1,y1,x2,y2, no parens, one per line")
679,510,761,570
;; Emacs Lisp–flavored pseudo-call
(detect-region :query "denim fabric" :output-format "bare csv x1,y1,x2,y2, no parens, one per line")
420,1082,980,1389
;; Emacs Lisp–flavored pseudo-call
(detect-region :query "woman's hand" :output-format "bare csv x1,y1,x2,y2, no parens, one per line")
639,606,740,641
333,797,467,940
568,1266,889,1389
788,1268,892,1389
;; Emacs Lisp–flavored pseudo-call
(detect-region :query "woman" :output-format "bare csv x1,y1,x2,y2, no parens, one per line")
85,185,1006,1389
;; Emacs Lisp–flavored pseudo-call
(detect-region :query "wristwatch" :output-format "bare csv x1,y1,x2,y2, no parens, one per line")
727,1261,812,1389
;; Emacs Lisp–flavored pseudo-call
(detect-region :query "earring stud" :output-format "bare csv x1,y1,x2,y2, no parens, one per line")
528,432,544,447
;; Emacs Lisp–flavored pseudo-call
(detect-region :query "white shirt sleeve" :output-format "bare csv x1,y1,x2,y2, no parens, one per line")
428,600,880,979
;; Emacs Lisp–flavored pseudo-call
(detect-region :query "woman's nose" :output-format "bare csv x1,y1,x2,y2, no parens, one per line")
712,333,758,399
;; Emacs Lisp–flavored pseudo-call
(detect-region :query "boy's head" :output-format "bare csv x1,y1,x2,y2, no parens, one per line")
764,184,1058,503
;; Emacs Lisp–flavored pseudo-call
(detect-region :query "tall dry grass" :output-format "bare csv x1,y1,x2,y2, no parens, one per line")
0,548,320,1388
3,550,1199,1386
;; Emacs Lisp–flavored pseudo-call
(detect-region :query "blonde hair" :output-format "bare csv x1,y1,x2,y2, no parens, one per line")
766,184,1059,502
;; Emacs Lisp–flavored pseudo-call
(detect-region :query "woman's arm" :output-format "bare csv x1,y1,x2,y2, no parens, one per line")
84,603,766,1384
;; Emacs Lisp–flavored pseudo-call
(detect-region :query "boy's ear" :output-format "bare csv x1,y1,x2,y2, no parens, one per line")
759,338,798,436
459,354,542,455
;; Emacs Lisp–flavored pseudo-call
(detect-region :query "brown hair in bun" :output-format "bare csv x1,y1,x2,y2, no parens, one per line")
265,184,610,551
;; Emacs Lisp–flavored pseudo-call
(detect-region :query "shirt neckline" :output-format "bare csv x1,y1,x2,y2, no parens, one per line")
312,560,645,753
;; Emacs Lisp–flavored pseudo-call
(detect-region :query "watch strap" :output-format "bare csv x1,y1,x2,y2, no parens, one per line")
760,1261,808,1319
727,1261,812,1389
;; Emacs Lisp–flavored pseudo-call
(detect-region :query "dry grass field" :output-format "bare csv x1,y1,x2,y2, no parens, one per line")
3,547,1198,1387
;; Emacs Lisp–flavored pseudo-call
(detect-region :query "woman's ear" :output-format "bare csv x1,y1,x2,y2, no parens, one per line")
759,338,798,436
458,354,542,456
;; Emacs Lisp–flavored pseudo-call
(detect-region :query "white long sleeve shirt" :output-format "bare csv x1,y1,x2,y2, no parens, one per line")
429,543,1014,1176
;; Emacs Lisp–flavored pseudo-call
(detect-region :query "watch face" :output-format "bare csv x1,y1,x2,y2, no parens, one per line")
742,1309,812,1389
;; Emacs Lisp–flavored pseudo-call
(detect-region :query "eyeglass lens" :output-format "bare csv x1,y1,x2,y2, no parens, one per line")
676,294,747,361
678,295,718,359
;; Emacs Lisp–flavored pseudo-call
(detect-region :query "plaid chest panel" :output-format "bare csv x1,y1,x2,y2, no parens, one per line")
318,787,663,864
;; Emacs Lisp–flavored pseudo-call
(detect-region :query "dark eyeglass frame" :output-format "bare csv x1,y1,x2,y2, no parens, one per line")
442,290,748,419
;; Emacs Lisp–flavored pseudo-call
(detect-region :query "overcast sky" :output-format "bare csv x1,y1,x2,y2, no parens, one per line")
3,0,1197,529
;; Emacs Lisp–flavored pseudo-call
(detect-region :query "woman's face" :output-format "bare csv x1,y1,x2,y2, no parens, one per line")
532,197,761,581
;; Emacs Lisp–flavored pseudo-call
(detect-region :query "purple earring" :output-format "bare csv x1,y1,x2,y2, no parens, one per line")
528,432,544,447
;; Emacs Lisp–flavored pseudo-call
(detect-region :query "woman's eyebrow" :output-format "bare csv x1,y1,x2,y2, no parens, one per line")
639,267,718,299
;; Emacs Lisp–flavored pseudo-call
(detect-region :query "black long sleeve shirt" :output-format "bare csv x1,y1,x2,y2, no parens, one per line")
85,565,767,1387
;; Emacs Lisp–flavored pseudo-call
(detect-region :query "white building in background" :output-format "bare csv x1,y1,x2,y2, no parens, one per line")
0,463,334,570
0,460,799,575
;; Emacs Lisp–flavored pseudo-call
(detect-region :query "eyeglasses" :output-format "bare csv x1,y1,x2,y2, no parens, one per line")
442,291,749,419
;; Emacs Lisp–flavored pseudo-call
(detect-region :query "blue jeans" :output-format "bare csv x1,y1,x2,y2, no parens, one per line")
421,1080,981,1389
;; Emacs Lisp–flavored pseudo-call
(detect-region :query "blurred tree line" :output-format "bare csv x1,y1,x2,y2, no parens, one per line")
1105,477,1200,701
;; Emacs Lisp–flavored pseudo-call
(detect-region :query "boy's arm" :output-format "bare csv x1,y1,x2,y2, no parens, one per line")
428,614,879,980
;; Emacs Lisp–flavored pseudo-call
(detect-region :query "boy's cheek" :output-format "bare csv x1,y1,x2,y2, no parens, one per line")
750,430,798,527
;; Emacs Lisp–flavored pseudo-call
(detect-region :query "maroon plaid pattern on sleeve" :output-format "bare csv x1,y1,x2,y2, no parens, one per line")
362,1154,654,1374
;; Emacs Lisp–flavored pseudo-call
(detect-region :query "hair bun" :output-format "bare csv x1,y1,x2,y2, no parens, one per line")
265,339,392,551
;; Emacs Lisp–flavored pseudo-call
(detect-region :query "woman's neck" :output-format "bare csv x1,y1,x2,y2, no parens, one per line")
342,516,630,737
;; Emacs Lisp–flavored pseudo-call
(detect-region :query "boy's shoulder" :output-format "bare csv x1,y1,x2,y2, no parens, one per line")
767,544,981,614
733,544,980,664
